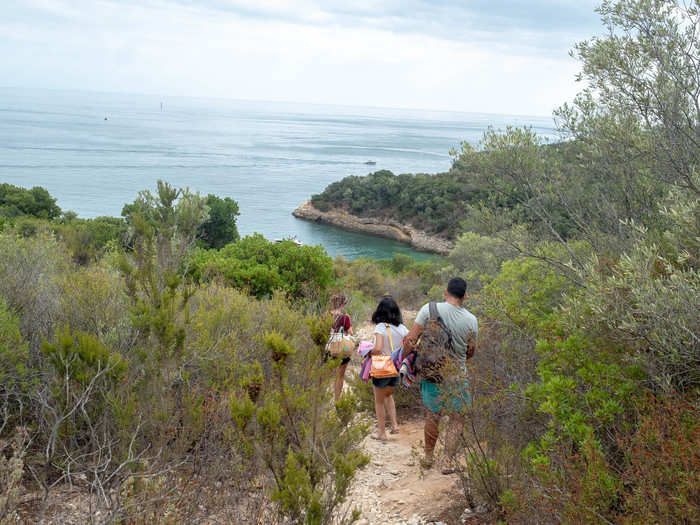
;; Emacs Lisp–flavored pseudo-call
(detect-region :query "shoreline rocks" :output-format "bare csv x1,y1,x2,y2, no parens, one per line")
292,201,454,256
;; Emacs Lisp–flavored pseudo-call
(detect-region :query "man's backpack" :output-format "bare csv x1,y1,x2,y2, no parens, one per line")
414,302,452,383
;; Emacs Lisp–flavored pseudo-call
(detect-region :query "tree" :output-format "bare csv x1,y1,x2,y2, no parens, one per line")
198,194,240,249
0,183,61,220
557,0,700,196
121,180,209,277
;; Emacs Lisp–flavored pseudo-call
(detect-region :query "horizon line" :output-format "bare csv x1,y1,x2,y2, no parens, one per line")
0,84,557,121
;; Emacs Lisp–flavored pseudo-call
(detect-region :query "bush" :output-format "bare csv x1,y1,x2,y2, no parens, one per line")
0,232,67,351
0,183,61,220
621,397,700,525
228,315,369,524
198,194,240,249
446,230,520,290
334,255,442,310
189,234,334,299
0,300,29,433
57,216,128,264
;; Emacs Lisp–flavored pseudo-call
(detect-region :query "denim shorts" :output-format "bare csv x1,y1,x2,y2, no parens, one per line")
372,376,399,388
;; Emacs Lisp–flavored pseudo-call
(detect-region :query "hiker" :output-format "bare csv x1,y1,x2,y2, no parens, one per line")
369,296,408,441
329,293,353,402
403,277,478,469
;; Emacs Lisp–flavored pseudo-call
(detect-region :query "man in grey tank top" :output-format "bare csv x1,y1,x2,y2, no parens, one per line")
404,277,478,470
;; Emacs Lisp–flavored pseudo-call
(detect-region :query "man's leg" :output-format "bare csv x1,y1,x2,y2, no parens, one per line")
420,380,442,466
424,408,441,459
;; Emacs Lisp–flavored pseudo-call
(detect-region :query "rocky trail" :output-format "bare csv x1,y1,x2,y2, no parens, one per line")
345,419,466,525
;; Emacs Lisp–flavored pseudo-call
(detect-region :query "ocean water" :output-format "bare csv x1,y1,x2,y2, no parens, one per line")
0,87,556,259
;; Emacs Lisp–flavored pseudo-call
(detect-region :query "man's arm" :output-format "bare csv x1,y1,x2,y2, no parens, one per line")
403,322,424,353
465,330,476,361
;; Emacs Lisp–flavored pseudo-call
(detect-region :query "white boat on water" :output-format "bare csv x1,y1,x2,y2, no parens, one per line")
274,235,303,246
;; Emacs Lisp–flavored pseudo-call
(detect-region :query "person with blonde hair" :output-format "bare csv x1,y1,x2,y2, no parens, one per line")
329,293,353,401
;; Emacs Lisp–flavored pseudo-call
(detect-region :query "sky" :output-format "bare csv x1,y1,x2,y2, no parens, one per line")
1,0,602,116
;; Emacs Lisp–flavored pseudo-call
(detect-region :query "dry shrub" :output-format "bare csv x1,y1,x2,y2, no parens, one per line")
0,232,67,352
620,397,700,525
0,428,27,523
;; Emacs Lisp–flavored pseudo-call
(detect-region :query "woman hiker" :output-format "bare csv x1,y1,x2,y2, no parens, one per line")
329,293,353,402
369,295,408,441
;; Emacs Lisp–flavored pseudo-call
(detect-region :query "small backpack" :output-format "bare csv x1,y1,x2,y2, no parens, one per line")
414,302,452,383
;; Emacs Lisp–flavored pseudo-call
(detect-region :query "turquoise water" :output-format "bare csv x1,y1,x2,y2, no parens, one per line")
0,87,556,259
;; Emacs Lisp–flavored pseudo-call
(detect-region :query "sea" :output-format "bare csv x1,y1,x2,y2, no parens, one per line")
0,87,557,260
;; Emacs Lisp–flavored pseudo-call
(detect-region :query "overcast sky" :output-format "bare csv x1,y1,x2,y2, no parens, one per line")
1,0,602,115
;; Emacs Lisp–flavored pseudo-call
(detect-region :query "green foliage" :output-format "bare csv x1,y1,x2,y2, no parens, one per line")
561,0,700,197
480,251,576,337
229,315,368,524
0,183,61,220
0,300,30,432
311,169,487,238
446,230,520,290
121,180,210,272
0,231,68,350
0,182,368,522
57,216,128,264
42,326,126,387
333,254,442,309
265,331,296,363
189,234,334,299
0,299,28,386
198,194,240,249
0,428,27,522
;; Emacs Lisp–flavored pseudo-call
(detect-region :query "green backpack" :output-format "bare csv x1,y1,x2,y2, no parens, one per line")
414,302,452,383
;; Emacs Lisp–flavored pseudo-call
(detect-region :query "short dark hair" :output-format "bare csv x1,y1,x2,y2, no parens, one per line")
447,277,467,300
371,296,403,326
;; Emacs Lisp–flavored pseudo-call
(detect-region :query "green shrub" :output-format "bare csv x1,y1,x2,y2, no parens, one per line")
0,183,61,220
189,234,334,299
229,315,369,524
198,194,240,249
0,300,30,433
57,216,128,264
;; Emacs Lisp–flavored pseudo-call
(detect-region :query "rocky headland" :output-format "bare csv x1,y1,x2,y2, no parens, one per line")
292,201,454,255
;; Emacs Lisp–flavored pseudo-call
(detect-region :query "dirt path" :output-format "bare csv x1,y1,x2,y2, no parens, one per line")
345,318,469,525
345,418,464,525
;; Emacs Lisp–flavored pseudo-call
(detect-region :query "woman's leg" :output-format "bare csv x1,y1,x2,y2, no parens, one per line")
334,362,348,402
384,387,398,432
373,386,387,439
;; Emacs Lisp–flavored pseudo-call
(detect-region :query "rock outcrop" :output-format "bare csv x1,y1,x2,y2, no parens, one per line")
292,201,454,255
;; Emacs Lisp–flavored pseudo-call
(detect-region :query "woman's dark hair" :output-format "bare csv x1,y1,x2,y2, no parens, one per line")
371,296,402,326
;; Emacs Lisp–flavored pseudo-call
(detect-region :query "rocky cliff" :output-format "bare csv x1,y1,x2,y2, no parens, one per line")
292,201,454,255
